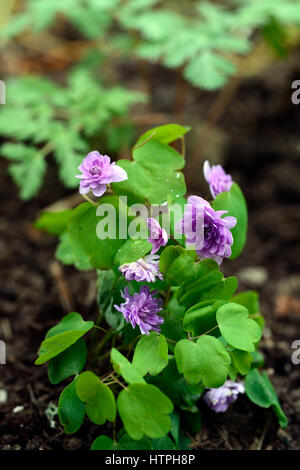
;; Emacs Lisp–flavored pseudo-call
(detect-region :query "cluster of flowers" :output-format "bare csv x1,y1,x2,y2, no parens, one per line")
77,152,243,412
77,152,236,335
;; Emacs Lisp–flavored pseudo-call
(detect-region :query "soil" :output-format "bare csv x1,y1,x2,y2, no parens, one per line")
0,59,300,450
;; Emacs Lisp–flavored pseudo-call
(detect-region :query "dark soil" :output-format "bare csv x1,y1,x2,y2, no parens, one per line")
1,59,300,450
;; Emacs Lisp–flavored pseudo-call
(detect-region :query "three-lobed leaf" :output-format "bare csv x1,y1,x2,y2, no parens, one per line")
216,303,262,352
132,332,168,376
111,348,145,384
174,336,231,387
117,383,174,440
75,371,116,425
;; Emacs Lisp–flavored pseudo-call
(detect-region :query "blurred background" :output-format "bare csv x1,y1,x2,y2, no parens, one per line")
0,0,299,450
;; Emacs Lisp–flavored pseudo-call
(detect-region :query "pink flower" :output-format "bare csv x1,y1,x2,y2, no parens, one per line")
76,151,127,197
147,218,168,254
204,380,245,413
203,161,232,199
114,286,164,335
119,254,163,283
176,196,236,265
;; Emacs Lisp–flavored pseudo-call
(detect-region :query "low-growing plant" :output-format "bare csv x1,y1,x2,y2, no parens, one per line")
35,124,287,450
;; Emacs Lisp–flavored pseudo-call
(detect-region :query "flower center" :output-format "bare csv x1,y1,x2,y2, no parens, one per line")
89,165,101,176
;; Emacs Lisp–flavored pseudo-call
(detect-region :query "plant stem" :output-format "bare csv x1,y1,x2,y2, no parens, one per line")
93,324,109,333
190,325,219,340
132,130,157,150
82,193,97,206
170,234,183,247
93,323,127,364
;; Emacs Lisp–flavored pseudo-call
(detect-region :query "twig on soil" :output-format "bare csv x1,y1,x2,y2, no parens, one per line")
251,414,271,450
50,261,74,312
218,428,233,450
27,384,37,405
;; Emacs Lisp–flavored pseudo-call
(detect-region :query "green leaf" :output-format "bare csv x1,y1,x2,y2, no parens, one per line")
245,369,288,429
148,359,203,412
34,210,73,236
118,434,152,450
200,276,238,302
231,290,259,315
3,144,47,200
117,383,173,440
112,139,186,205
160,311,186,347
136,124,190,145
133,138,184,172
111,348,145,384
75,371,116,425
68,197,126,270
114,238,151,265
58,380,85,434
52,126,87,188
184,51,236,90
35,312,93,365
152,436,176,450
97,269,118,312
212,183,248,259
48,338,87,385
178,271,224,308
216,303,262,352
175,336,231,387
91,435,115,450
183,300,224,337
229,349,253,376
91,433,153,450
132,332,168,376
165,254,196,287
159,245,185,276
55,232,92,270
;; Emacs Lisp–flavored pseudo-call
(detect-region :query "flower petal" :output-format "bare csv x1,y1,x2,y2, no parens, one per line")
110,164,128,183
91,184,107,197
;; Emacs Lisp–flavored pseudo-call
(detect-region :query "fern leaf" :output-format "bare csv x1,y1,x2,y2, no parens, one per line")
2,144,46,200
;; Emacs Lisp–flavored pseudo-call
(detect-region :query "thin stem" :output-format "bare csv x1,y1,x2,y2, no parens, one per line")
103,380,119,386
93,325,109,333
100,371,114,381
94,323,127,362
170,234,183,247
82,193,97,206
132,131,157,150
40,141,55,158
165,337,176,344
190,325,219,340
113,375,126,390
